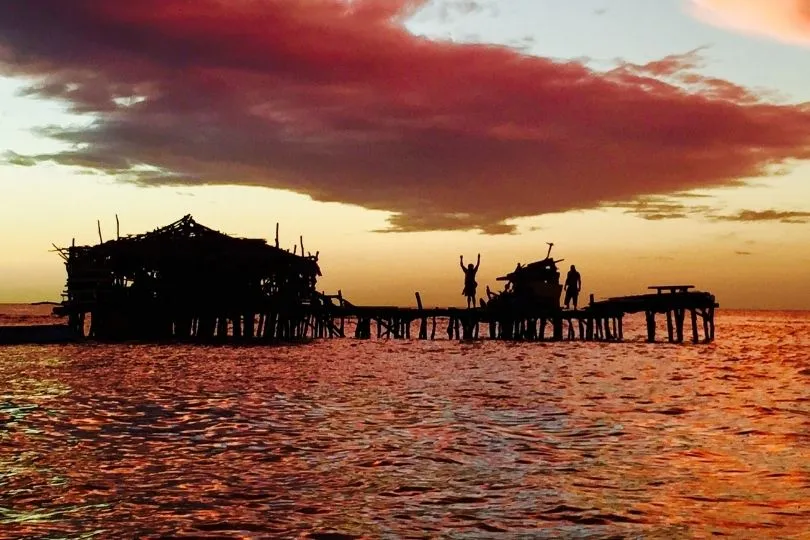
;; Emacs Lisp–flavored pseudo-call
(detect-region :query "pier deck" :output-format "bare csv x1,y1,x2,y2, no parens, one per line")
325,286,718,344
40,287,716,345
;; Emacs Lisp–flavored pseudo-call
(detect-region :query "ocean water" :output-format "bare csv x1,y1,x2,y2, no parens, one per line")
1,306,809,538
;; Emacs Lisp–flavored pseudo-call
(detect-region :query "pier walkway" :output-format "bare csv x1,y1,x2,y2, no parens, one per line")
317,285,718,344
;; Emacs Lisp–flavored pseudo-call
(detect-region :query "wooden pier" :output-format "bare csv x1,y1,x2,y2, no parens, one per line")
45,216,719,346
309,285,718,344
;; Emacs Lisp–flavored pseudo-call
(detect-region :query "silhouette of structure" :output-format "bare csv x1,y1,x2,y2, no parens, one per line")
487,243,564,311
35,218,719,345
52,215,327,341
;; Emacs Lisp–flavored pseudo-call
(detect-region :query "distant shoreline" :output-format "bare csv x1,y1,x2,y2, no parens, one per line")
30,301,61,306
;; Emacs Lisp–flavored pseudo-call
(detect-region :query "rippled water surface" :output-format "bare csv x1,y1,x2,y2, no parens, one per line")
1,308,809,538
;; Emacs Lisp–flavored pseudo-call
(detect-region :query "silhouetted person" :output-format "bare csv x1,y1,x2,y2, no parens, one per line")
564,265,581,310
460,254,480,309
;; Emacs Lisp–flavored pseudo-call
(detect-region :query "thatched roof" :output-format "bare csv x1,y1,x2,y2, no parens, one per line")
63,215,321,277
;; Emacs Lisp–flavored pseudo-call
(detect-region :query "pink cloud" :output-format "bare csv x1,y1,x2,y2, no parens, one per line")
690,0,810,46
1,0,809,233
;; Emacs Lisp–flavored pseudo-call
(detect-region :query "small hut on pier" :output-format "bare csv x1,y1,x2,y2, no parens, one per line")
487,244,565,312
53,215,322,341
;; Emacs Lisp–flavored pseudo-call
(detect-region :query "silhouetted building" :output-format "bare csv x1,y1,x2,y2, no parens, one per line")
54,215,321,340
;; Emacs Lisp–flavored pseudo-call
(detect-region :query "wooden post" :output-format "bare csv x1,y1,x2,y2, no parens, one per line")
431,316,436,340
617,316,624,341
217,316,228,339
552,317,563,341
244,313,254,339
115,214,120,239
675,308,685,343
666,310,674,342
461,316,473,340
690,308,699,343
416,292,428,339
700,309,709,343
275,223,280,248
232,315,242,339
645,311,656,343
97,220,103,244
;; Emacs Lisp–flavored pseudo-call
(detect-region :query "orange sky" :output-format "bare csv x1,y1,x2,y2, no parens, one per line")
1,0,809,309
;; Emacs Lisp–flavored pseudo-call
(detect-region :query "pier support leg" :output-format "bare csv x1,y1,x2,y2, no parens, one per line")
690,309,699,344
552,317,563,341
666,311,674,343
645,311,656,343
244,313,255,339
217,316,228,339
675,308,686,343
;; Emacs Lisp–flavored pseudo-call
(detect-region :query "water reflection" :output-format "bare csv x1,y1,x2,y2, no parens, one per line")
0,311,809,537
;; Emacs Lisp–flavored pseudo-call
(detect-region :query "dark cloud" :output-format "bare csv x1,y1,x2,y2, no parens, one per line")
712,210,810,224
602,195,715,221
2,1,810,233
3,151,38,167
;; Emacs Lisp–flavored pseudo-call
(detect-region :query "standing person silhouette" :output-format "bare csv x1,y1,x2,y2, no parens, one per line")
564,265,581,310
460,254,481,309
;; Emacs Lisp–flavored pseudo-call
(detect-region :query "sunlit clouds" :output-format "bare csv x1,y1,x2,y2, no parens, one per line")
690,0,810,46
1,0,809,234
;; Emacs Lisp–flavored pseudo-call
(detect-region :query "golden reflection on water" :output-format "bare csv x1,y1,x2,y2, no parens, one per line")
0,311,809,538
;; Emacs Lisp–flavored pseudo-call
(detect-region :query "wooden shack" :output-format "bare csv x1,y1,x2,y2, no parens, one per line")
53,215,322,341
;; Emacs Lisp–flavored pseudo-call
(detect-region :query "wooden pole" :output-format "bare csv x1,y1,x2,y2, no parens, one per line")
97,220,103,244
666,310,674,342
645,311,656,343
115,214,120,239
275,223,280,248
690,308,699,343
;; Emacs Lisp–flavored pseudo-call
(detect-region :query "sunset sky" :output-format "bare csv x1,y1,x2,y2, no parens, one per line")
1,0,809,309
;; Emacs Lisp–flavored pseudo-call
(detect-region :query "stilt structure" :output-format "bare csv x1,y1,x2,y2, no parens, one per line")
40,218,719,345
52,215,334,341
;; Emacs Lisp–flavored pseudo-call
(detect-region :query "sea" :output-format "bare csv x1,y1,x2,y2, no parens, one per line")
1,304,808,539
